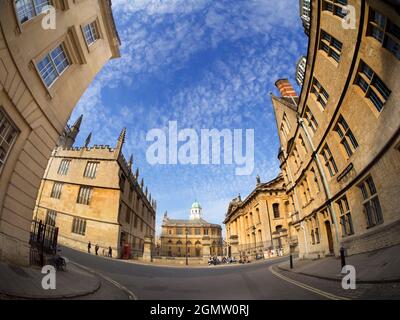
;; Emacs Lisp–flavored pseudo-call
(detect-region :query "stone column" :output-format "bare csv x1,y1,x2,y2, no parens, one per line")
229,235,239,260
142,236,153,262
202,236,211,264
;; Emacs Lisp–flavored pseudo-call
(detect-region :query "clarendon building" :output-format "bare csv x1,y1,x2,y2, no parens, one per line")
34,117,156,259
160,201,223,259
0,0,120,265
225,0,400,260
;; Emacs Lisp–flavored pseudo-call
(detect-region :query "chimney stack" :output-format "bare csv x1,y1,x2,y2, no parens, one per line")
275,79,297,97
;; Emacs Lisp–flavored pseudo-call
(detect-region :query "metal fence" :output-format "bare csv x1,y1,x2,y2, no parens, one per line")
29,219,59,266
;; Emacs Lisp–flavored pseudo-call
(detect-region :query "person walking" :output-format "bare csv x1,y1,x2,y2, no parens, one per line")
108,246,112,258
95,244,99,256
88,241,91,254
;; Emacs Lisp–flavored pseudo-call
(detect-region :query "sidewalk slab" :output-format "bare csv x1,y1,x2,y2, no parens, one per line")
0,261,100,299
278,244,400,283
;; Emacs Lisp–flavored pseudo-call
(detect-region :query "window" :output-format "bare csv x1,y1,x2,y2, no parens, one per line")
321,144,338,177
204,228,209,235
322,0,348,18
77,186,92,205
83,161,99,179
57,159,71,175
45,210,57,227
134,214,138,228
195,228,201,235
125,209,131,224
176,228,182,235
337,196,354,236
368,9,400,60
15,0,50,24
83,21,100,46
272,203,280,219
334,115,358,157
311,78,329,108
0,109,18,174
140,220,143,232
37,44,70,87
359,176,383,228
319,30,343,63
50,182,63,199
304,106,318,133
72,217,86,235
355,61,391,112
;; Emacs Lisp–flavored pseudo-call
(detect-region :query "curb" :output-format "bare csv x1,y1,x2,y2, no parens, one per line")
69,261,137,300
277,265,400,284
0,264,101,300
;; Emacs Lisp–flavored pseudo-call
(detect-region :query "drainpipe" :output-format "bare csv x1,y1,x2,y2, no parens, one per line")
298,117,340,251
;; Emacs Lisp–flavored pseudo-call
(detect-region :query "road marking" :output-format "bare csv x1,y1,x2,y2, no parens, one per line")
269,265,351,300
70,261,138,300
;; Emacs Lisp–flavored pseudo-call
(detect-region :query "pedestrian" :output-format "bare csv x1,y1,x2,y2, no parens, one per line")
108,246,112,258
88,241,91,254
95,244,99,256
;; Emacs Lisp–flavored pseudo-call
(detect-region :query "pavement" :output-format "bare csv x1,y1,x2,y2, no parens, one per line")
278,244,400,284
0,260,100,299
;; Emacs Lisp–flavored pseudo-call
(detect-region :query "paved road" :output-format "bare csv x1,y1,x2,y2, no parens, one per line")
61,246,328,300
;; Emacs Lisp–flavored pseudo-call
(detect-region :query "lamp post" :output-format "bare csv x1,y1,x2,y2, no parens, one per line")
185,229,188,266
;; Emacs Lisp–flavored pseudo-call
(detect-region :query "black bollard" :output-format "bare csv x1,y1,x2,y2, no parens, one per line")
340,246,346,269
290,254,293,269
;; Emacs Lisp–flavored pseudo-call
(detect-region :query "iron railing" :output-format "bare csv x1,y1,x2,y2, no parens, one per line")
29,219,59,266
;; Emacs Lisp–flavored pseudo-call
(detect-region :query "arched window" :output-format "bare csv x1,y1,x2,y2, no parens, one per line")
272,203,280,218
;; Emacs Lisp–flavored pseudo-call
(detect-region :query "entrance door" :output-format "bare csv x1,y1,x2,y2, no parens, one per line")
325,221,334,253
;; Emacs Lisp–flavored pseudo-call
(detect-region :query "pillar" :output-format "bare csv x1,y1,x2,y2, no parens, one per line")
142,236,153,262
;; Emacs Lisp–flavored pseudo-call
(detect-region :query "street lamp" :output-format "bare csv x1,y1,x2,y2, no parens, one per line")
185,228,189,266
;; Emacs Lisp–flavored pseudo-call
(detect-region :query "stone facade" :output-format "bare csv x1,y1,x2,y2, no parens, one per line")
160,203,223,260
224,175,298,260
0,0,120,265
270,0,400,259
34,123,156,259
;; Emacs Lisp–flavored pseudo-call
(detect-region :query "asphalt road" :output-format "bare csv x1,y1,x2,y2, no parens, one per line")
60,246,329,300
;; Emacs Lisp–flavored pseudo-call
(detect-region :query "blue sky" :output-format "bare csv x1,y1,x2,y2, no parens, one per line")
71,0,308,235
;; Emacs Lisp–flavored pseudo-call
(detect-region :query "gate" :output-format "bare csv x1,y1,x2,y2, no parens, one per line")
29,219,59,266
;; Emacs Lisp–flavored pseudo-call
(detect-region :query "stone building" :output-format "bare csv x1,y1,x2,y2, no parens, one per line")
270,0,400,259
0,0,120,265
160,201,223,259
34,119,156,259
224,175,298,260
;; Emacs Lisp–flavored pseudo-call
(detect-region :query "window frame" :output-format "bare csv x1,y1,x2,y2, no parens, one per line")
83,161,99,179
321,144,338,177
57,159,71,175
358,176,383,228
354,60,391,113
367,8,400,60
311,78,329,109
334,115,359,157
76,185,93,205
319,30,343,63
50,181,63,199
0,108,19,175
36,43,70,88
